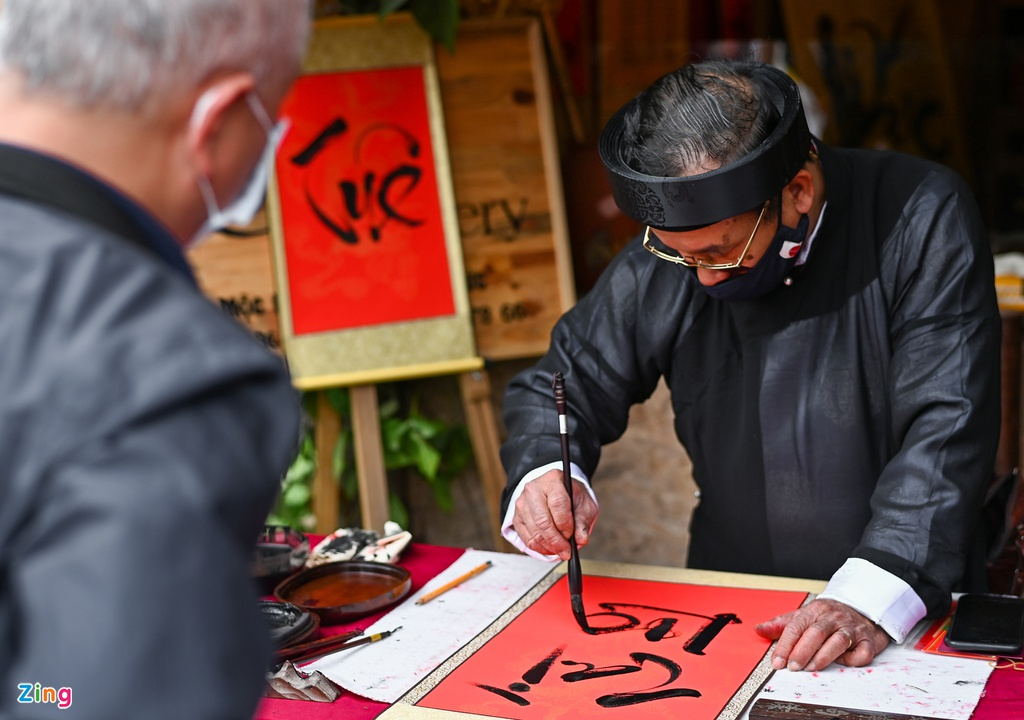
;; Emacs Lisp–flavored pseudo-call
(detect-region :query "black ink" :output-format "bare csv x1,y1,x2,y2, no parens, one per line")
471,306,492,326
290,119,426,244
291,118,348,166
598,687,701,708
475,684,530,707
522,646,564,684
559,660,643,682
457,198,530,240
684,613,740,656
644,617,677,642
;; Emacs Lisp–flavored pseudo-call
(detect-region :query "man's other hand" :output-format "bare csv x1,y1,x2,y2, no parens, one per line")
755,598,890,671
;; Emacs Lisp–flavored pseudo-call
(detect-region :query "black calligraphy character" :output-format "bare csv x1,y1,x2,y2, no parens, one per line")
561,652,701,707
683,613,740,655
474,646,566,707
290,119,425,244
583,602,740,654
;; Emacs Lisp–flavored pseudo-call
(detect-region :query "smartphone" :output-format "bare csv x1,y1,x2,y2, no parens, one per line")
945,593,1024,655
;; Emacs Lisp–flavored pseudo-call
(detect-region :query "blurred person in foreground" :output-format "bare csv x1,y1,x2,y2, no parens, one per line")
500,59,1000,673
0,1,310,718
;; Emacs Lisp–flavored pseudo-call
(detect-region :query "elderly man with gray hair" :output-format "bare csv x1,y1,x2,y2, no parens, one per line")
0,1,310,718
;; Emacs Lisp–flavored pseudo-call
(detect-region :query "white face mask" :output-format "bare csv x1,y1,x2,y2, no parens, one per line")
189,92,289,247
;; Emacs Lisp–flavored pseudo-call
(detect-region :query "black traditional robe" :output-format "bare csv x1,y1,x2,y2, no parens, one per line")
500,144,1001,615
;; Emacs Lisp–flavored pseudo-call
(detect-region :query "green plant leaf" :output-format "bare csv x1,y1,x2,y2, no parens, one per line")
377,0,408,16
283,481,311,508
285,451,314,485
380,416,406,454
325,387,350,416
407,0,458,53
388,493,409,529
405,414,444,439
409,433,441,480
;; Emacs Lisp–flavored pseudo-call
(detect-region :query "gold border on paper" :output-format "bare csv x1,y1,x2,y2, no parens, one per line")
266,14,481,389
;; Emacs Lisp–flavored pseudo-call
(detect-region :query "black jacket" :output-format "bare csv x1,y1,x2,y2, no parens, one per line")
501,144,1001,616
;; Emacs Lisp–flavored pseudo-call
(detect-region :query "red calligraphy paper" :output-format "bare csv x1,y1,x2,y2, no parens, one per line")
419,575,807,720
274,68,455,336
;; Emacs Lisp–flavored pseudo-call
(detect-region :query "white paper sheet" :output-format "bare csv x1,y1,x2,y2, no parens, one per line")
738,622,994,720
306,549,554,703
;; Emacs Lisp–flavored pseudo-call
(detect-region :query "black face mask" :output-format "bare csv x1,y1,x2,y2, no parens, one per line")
698,213,809,302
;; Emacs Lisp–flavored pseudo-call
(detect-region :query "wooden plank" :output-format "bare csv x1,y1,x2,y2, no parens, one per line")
350,384,390,534
313,392,341,533
186,213,281,354
459,370,515,550
780,0,972,182
596,0,690,126
437,18,575,361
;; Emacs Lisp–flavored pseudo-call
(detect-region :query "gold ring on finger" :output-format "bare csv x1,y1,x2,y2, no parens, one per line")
836,628,855,650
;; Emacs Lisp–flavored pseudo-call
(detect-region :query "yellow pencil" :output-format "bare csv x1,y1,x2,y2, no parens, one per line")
415,560,493,605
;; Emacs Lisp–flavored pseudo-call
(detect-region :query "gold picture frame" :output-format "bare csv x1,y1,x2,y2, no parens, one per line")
266,14,481,390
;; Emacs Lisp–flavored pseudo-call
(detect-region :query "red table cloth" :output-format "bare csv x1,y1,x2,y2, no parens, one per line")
253,542,1022,720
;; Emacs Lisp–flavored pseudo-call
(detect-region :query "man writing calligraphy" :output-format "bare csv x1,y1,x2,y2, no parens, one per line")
500,59,1000,673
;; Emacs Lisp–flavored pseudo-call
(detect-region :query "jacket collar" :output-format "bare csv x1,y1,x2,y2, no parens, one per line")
0,143,195,281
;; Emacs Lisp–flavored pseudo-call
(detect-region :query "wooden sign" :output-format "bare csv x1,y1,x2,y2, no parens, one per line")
437,18,575,360
187,216,281,354
780,0,971,181
266,14,480,389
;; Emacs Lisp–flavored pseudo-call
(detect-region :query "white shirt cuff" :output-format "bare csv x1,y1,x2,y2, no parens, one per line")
500,461,597,561
816,557,927,643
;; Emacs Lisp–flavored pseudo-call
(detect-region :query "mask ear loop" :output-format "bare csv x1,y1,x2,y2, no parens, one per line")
188,85,226,213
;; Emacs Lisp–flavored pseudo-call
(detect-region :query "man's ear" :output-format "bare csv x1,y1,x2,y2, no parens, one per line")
186,73,256,178
783,168,814,216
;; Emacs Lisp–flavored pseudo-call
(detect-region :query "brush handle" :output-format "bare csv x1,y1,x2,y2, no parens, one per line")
553,372,584,599
274,630,363,663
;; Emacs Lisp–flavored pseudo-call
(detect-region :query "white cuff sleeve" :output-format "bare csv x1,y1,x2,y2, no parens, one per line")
500,461,597,561
816,557,927,643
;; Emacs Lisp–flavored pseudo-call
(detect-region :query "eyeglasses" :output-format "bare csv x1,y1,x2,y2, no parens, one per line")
642,199,771,270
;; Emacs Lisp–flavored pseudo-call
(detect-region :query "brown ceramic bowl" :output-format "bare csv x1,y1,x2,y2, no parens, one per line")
273,560,412,624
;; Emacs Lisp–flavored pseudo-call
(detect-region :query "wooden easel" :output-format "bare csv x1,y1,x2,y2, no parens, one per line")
310,370,509,551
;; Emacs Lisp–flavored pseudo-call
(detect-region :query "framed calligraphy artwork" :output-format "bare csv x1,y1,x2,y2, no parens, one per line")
266,14,480,389
392,570,809,720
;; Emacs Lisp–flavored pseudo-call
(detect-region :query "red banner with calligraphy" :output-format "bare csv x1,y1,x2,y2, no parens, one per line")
275,67,455,336
420,575,807,720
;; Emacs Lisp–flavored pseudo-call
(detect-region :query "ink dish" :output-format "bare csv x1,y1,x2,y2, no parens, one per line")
252,525,310,595
274,560,412,624
258,600,321,649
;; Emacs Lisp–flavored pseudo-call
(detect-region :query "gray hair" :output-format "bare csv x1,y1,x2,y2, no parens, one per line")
0,0,311,111
621,59,781,179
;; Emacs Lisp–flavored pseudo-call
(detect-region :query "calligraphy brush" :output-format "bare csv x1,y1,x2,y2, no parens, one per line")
552,372,588,631
287,627,402,665
274,629,363,664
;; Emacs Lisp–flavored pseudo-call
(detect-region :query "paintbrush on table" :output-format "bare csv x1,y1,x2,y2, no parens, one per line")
552,372,588,631
274,630,364,664
285,627,402,665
